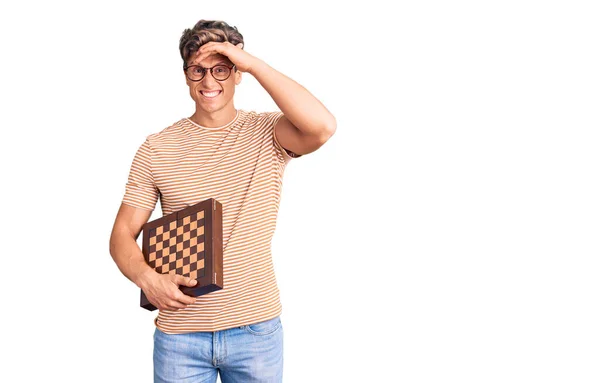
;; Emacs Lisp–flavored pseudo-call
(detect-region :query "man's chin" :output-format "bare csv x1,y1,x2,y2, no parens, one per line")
196,102,223,113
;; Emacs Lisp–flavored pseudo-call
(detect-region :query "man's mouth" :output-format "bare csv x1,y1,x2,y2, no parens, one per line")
200,90,222,98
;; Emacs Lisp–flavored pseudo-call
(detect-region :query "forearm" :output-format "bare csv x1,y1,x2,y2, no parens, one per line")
109,231,154,288
249,59,336,136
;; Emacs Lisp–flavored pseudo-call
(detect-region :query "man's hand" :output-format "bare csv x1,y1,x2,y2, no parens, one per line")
137,269,198,311
191,41,260,73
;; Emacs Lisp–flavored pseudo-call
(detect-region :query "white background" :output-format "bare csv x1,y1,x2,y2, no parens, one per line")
1,0,599,382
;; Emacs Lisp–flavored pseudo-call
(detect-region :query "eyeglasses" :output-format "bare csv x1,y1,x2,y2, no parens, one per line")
184,64,236,82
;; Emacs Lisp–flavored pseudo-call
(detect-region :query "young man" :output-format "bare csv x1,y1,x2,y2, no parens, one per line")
109,20,335,382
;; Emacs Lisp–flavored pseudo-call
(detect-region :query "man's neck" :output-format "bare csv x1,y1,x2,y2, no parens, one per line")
189,107,237,128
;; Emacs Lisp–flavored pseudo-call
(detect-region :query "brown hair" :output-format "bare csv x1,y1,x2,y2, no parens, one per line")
179,20,244,68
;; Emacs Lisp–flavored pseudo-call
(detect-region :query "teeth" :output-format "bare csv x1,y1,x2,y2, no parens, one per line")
202,90,220,98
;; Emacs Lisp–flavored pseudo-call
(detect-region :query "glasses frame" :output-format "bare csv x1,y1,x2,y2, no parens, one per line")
184,63,236,82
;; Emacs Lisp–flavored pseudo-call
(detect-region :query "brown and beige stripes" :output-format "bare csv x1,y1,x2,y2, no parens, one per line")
122,109,299,333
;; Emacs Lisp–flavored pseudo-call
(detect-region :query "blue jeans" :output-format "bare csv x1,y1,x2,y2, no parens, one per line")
153,316,283,382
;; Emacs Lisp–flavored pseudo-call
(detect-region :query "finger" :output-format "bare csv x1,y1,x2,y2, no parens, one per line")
173,274,197,287
165,299,187,310
201,41,227,48
175,291,197,306
198,43,223,54
203,44,231,58
192,52,216,66
192,50,207,61
192,45,213,60
236,43,243,49
172,274,186,286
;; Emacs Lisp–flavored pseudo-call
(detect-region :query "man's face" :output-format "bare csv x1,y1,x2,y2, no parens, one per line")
184,53,242,114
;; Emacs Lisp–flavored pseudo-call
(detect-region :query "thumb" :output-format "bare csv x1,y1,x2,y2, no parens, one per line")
173,274,196,286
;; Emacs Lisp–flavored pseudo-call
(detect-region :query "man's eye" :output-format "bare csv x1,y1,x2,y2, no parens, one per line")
192,67,204,74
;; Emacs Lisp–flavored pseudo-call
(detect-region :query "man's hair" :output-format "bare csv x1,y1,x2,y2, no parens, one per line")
179,20,244,68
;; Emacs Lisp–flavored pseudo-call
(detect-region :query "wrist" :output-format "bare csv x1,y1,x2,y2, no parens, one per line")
133,266,155,289
248,58,269,77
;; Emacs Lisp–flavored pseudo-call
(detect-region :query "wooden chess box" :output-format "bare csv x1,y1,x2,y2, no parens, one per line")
140,198,223,311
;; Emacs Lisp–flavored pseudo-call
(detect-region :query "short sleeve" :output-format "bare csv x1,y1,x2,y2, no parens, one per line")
268,111,302,163
121,138,159,211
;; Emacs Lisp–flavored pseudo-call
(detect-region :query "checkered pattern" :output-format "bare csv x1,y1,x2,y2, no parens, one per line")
146,211,206,279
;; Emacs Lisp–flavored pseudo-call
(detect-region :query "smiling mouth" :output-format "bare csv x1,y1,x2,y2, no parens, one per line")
200,90,221,98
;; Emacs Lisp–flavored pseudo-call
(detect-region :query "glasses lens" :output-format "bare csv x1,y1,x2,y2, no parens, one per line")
187,66,205,81
212,65,231,80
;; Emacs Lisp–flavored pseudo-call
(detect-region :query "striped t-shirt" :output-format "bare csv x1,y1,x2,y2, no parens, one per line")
121,109,300,333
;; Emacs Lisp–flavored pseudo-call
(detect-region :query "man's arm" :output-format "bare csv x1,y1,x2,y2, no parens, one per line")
249,60,337,156
190,42,336,156
109,203,154,285
109,203,197,310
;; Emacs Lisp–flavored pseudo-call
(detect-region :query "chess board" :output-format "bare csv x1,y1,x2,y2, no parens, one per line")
140,198,223,311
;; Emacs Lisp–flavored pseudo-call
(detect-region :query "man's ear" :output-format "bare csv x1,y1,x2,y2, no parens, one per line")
235,70,242,85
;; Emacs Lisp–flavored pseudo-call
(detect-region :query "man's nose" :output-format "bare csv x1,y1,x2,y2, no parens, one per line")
201,70,219,86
